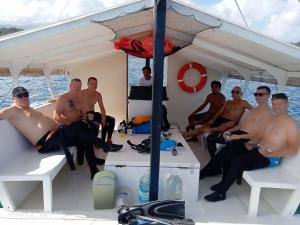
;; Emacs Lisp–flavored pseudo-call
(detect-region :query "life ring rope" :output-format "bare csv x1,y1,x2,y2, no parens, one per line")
177,62,208,93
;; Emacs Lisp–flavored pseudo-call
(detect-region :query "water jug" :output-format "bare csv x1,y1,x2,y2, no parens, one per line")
138,170,150,203
116,186,133,209
166,173,182,200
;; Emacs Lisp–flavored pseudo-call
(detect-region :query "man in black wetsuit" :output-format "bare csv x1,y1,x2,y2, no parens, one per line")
80,77,116,144
206,86,273,157
53,79,122,178
203,93,299,202
201,86,273,178
0,86,122,179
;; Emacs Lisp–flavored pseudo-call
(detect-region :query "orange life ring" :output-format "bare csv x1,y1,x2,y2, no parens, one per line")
177,62,207,93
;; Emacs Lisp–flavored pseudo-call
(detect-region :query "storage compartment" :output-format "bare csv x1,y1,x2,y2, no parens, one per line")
106,129,200,203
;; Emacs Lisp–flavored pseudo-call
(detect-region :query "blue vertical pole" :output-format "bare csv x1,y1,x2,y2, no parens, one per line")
149,0,166,201
145,58,150,67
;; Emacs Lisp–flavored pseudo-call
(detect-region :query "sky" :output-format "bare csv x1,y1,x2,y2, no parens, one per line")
0,0,299,43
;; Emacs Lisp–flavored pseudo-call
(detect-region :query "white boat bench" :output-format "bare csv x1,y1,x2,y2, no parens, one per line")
243,137,300,217
0,119,75,212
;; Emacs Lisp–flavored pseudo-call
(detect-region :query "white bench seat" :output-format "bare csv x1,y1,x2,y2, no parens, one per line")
0,119,75,212
0,150,69,180
243,168,299,189
243,139,300,217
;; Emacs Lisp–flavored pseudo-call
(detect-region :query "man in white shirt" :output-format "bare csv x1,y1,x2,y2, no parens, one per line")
137,66,153,86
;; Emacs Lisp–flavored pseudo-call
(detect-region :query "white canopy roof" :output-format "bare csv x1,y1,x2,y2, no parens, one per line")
0,0,299,86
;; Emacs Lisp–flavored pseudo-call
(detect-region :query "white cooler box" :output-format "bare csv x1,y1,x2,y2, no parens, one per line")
105,129,200,203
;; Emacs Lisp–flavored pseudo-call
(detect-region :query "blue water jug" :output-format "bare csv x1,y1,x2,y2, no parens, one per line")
138,170,150,203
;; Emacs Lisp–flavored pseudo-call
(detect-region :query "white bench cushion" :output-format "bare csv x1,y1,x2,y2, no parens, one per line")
0,147,75,181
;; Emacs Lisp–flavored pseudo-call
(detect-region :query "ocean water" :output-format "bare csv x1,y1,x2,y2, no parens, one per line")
0,75,69,109
0,57,300,126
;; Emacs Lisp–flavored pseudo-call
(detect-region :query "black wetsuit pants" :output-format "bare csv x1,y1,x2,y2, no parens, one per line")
201,130,249,178
214,148,270,194
38,121,108,173
87,111,115,141
206,130,248,157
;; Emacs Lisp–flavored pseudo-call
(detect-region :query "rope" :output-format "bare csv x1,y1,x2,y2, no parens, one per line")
57,0,71,20
234,0,249,27
0,84,14,106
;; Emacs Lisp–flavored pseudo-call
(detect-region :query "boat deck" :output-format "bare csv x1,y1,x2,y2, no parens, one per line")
1,138,300,225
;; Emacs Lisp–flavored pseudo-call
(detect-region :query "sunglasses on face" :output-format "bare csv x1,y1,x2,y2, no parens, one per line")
231,90,240,94
16,92,29,98
254,93,268,97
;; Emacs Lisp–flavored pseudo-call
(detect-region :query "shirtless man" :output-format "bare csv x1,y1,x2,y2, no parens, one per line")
0,87,119,179
206,86,273,156
0,87,58,147
186,80,226,141
81,77,116,144
204,93,300,202
202,86,273,177
54,78,122,169
53,78,82,125
182,86,252,139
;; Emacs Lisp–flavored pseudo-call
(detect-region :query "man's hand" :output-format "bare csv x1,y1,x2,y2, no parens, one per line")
258,144,273,157
258,147,271,157
223,131,231,141
101,118,106,128
230,134,240,141
244,142,256,151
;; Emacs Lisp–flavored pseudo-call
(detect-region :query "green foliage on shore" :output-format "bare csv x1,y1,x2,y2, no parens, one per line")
0,27,23,36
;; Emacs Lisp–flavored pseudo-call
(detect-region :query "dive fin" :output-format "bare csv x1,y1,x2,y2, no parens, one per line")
118,200,185,224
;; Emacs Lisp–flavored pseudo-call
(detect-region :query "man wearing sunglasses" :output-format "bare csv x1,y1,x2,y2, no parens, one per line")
182,86,252,140
203,93,299,202
0,86,121,179
202,86,273,177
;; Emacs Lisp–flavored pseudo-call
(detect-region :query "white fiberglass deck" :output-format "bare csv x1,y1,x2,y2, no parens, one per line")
0,136,300,225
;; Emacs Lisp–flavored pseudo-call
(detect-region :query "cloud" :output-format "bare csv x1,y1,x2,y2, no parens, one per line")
0,0,63,26
265,0,300,42
0,0,131,27
0,0,299,42
195,0,300,42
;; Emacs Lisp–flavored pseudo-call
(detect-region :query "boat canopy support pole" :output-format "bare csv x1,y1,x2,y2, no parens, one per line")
65,66,74,83
272,71,288,92
221,73,228,93
242,73,251,93
43,64,58,99
243,78,250,93
8,59,31,86
145,58,150,68
149,0,166,201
